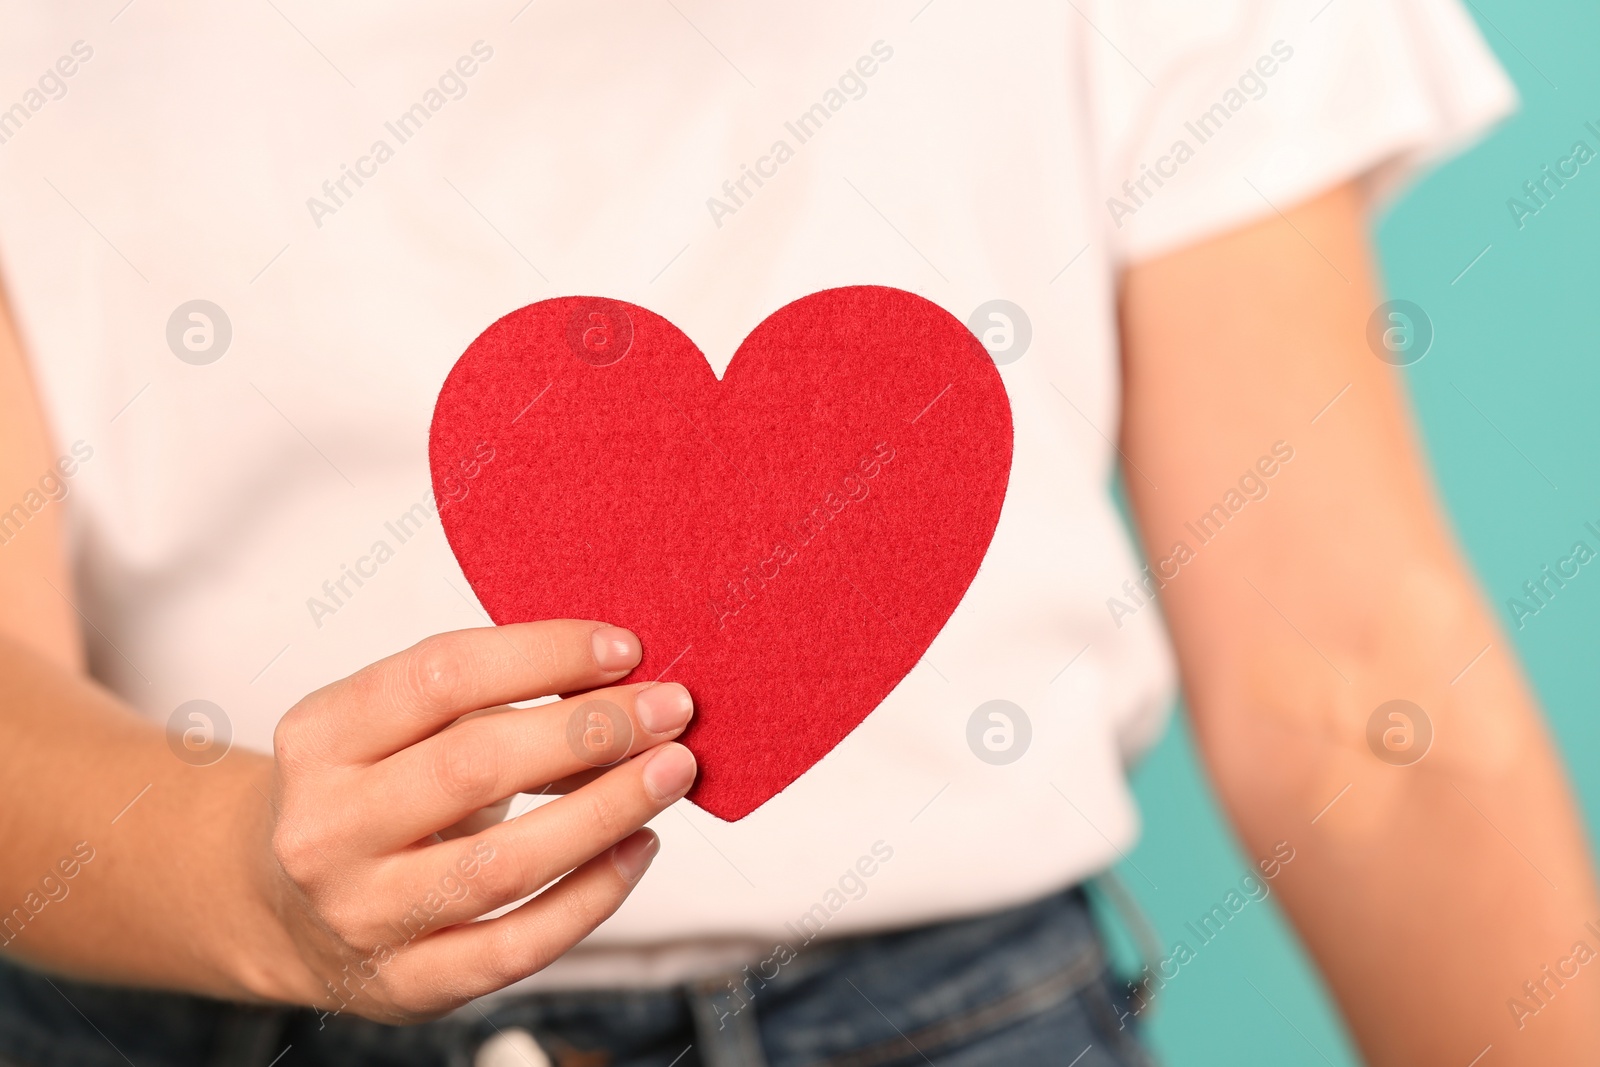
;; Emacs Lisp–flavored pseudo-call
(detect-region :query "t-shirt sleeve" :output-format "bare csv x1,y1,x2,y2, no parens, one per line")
1081,0,1517,265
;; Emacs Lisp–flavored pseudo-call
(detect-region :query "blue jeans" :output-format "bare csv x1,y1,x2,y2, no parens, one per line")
0,887,1153,1067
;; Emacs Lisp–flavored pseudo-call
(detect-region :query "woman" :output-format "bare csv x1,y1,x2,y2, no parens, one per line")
0,1,1594,1064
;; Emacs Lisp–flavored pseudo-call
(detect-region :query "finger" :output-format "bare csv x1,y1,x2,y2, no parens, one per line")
391,829,660,1008
284,620,642,764
382,743,695,929
364,680,693,847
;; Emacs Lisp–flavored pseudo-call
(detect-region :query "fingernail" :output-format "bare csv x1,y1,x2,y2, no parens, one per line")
642,743,697,802
611,830,659,884
635,683,693,734
591,626,641,672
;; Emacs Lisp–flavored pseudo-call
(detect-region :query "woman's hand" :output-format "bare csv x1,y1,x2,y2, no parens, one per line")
256,619,696,1023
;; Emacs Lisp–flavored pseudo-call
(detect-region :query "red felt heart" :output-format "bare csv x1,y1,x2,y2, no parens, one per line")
430,286,1013,820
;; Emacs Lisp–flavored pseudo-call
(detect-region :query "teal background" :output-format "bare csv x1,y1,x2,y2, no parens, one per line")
1105,3,1600,1063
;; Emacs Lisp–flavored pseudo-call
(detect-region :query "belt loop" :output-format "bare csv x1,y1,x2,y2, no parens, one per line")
686,974,770,1067
1087,872,1165,1024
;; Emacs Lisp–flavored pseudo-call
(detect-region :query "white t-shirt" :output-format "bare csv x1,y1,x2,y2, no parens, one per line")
0,0,1510,989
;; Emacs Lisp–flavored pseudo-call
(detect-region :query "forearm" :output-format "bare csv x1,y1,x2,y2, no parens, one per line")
0,637,302,1001
1184,561,1600,1064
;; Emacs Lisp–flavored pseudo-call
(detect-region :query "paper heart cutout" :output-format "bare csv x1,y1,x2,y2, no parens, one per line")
430,286,1013,820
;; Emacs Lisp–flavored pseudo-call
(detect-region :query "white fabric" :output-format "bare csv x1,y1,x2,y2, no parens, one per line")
0,0,1511,990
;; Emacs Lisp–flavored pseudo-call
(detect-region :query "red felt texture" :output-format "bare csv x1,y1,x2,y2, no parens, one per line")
429,286,1013,821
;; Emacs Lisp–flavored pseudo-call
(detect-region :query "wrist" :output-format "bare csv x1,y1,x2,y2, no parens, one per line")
207,752,327,1006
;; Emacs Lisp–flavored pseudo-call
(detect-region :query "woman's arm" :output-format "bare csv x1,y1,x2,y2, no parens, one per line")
1119,181,1600,1064
0,284,81,668
0,289,697,1020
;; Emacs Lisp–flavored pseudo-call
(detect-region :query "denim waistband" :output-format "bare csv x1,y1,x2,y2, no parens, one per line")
0,885,1152,1067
